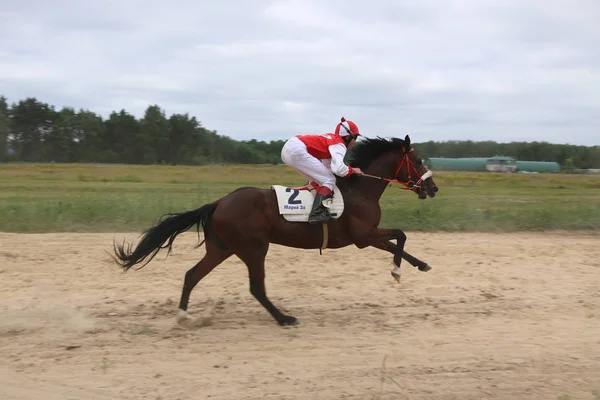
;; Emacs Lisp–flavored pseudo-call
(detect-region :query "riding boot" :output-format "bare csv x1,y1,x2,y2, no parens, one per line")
308,186,332,224
308,193,330,224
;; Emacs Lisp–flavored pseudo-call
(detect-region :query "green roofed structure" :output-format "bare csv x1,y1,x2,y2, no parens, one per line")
425,156,560,173
515,160,560,173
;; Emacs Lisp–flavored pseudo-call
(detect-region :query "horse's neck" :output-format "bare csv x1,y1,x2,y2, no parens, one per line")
351,178,388,202
342,156,398,202
338,168,391,203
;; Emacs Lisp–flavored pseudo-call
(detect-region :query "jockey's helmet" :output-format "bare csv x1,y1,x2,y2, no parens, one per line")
335,117,360,140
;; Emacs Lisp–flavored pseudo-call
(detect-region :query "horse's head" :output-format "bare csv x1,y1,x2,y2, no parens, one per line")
393,135,438,199
346,134,438,199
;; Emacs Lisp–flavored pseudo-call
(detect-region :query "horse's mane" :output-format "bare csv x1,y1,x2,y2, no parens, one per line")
346,136,408,170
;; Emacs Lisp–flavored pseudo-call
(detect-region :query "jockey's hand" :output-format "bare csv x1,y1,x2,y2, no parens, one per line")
352,167,364,175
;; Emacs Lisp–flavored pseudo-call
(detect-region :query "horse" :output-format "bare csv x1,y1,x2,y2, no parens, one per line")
111,135,439,326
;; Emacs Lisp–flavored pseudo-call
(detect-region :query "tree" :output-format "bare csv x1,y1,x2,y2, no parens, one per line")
562,158,576,173
103,110,140,163
47,107,77,162
73,110,106,162
0,96,9,161
140,105,170,164
168,113,201,164
9,97,57,162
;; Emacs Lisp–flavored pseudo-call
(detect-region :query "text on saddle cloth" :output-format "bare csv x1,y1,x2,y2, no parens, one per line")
271,184,345,222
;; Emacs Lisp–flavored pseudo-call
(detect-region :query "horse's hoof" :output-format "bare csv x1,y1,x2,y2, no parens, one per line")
177,309,196,325
418,264,432,272
177,309,190,321
279,316,300,326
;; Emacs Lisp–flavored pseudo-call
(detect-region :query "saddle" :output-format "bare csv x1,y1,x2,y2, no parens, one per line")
271,184,345,223
271,184,345,252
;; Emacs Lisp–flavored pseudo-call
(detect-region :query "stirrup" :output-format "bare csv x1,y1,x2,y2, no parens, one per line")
308,211,330,224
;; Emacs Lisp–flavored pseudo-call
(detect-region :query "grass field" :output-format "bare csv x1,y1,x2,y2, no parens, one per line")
1,163,599,233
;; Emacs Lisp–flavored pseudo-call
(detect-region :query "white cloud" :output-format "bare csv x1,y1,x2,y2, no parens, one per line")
1,0,599,145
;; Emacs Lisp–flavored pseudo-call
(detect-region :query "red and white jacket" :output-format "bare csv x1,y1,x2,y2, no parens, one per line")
296,133,355,177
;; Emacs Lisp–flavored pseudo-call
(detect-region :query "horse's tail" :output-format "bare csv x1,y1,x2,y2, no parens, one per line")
112,202,219,272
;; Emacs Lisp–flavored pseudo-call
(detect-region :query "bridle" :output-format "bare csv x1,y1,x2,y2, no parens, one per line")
362,148,433,192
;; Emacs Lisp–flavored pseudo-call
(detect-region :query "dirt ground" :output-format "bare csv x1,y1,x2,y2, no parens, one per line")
0,231,599,400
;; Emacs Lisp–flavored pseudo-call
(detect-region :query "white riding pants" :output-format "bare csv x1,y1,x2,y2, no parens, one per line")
281,137,336,190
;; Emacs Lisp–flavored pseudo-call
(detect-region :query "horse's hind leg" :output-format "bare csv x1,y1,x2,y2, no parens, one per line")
236,242,299,327
177,240,232,320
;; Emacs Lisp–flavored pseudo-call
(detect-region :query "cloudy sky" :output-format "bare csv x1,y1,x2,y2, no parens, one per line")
1,0,599,145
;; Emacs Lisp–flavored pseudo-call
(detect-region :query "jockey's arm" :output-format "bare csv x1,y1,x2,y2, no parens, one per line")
328,144,354,177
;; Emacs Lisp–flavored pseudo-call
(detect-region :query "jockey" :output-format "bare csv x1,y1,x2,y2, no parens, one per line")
280,117,364,224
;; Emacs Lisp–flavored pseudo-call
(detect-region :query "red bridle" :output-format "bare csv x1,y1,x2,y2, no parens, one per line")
362,148,432,192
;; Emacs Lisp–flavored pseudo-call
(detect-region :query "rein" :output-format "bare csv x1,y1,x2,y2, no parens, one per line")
360,149,433,191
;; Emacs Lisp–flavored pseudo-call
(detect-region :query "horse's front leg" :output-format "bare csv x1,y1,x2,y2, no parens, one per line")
371,241,433,273
354,228,408,283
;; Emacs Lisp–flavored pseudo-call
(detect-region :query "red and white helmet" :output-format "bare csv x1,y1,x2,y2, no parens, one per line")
335,117,360,139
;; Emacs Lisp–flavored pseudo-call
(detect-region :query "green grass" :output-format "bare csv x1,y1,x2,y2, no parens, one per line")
1,163,599,233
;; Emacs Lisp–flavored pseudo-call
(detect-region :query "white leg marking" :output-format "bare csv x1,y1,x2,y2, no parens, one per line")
177,309,189,320
391,263,401,283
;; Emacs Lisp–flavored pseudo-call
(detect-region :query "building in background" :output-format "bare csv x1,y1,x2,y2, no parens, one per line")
424,156,560,173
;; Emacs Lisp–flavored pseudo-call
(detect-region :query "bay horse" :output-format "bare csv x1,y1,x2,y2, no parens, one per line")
112,135,438,326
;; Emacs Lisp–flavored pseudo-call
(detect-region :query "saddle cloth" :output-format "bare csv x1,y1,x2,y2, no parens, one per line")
271,184,345,222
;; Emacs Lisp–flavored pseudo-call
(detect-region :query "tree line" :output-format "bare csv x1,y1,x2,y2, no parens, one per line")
413,140,600,170
1,95,598,169
0,96,285,165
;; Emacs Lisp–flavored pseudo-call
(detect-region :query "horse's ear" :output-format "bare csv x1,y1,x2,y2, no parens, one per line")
404,135,411,147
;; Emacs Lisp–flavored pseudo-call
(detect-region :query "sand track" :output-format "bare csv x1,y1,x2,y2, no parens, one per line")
1,231,599,400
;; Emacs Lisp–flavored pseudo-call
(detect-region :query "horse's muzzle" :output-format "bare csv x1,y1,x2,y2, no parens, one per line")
428,186,438,198
418,170,437,198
